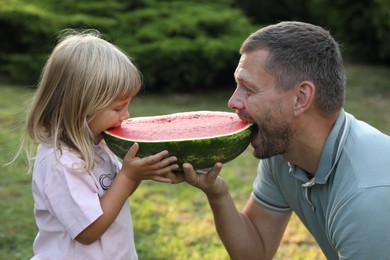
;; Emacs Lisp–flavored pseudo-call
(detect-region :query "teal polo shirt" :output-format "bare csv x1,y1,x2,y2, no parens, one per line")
252,109,390,259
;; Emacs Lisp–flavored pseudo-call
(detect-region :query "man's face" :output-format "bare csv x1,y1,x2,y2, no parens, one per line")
228,50,296,159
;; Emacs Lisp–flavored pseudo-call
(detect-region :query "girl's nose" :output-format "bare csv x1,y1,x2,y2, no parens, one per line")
120,110,129,121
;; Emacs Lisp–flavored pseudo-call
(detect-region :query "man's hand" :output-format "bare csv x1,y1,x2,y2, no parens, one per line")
168,162,228,199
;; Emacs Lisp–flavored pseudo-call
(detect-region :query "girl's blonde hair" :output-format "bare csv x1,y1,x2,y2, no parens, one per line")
22,29,141,172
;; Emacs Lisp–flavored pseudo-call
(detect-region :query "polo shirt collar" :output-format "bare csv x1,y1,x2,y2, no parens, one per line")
313,108,351,184
288,109,351,185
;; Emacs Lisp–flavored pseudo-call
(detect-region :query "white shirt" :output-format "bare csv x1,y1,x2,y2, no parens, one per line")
31,143,138,260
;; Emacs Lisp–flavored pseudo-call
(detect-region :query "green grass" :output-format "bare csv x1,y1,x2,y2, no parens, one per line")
1,63,389,259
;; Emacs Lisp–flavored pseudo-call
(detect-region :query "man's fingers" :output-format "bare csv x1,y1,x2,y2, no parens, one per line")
206,162,223,181
182,163,199,185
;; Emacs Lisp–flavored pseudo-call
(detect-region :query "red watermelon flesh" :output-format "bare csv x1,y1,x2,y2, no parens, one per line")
103,111,253,169
109,111,249,141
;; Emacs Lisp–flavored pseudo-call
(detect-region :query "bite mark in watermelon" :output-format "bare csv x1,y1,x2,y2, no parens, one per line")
103,111,253,170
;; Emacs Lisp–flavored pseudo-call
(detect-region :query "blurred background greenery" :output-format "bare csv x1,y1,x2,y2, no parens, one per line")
0,0,389,92
1,0,389,259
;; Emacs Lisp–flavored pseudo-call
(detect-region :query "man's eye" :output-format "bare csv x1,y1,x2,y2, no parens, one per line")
237,83,253,93
241,85,254,94
247,88,256,94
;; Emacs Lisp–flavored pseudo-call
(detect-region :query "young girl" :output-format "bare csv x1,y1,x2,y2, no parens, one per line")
20,30,178,259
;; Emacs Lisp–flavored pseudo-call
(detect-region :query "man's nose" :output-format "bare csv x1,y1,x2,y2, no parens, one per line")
228,88,244,111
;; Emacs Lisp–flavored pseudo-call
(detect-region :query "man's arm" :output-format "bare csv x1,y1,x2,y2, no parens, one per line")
209,193,291,260
179,163,292,260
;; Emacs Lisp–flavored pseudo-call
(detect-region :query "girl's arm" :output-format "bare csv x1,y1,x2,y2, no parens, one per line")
75,143,177,244
75,171,138,245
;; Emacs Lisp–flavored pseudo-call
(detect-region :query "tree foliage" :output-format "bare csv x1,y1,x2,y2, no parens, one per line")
113,1,252,92
235,0,390,63
0,0,388,91
0,0,254,92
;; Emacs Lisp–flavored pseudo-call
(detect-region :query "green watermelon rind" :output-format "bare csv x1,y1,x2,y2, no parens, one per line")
102,113,253,170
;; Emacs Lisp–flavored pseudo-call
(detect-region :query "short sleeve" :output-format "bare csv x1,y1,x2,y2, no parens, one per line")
43,164,103,239
328,187,390,259
251,158,291,212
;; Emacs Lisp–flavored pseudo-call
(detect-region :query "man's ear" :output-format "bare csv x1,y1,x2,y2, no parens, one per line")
294,81,315,117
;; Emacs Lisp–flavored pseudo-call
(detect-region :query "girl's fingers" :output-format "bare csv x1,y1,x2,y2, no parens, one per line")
154,164,179,174
144,150,170,164
152,175,173,183
161,156,178,166
166,171,186,184
146,154,177,169
125,143,139,159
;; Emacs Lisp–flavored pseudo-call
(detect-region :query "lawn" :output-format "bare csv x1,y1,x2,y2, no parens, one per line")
1,63,389,259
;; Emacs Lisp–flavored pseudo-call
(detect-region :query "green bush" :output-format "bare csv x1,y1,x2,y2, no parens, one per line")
0,0,255,91
0,2,54,84
1,0,387,88
363,0,390,62
233,0,311,23
233,0,390,64
0,0,124,85
115,1,254,92
307,0,390,63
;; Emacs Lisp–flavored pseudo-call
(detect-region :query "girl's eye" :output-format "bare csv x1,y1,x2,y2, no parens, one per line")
112,99,130,112
114,105,125,112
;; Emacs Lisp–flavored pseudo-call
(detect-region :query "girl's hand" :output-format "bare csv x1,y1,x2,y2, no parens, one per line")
120,143,178,183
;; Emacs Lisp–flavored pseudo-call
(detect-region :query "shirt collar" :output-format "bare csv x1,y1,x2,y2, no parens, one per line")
313,108,351,184
288,109,351,185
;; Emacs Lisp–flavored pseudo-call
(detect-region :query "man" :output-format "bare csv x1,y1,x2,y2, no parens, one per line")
171,21,390,259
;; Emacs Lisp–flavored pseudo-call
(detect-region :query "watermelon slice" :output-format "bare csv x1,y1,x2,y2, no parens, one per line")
103,111,253,170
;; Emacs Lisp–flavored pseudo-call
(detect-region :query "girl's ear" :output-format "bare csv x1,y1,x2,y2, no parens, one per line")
293,81,315,117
